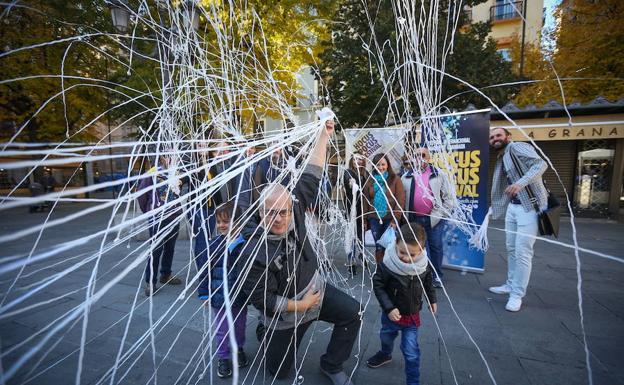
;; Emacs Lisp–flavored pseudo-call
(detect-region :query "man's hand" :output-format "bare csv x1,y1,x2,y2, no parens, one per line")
429,303,437,315
389,221,397,229
299,285,321,311
388,308,401,322
324,119,335,136
504,183,522,197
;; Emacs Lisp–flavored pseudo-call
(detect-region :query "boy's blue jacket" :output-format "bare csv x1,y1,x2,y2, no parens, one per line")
195,233,246,309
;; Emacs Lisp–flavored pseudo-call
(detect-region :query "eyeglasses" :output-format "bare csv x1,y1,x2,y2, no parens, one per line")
263,208,293,218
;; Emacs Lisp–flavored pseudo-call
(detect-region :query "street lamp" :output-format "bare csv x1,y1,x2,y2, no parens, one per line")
105,0,130,198
106,0,130,33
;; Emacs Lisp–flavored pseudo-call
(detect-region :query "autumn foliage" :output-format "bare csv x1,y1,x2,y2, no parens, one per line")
514,0,624,106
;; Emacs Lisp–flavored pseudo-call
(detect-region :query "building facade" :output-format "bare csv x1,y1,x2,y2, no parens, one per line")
258,66,321,136
466,0,544,61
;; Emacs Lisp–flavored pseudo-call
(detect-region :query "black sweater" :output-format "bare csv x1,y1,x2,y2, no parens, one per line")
373,262,437,316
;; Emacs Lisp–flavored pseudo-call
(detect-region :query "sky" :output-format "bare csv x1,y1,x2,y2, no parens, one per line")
541,0,561,50
543,0,561,31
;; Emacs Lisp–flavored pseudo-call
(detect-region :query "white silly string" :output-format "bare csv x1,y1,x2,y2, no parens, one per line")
0,1,616,385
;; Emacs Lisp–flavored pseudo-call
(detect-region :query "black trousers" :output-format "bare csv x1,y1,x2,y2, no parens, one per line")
264,284,361,379
145,218,180,283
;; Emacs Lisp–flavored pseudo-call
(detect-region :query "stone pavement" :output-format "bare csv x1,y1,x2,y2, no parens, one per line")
0,203,623,385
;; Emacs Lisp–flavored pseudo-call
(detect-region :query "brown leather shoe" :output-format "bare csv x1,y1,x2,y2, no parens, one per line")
159,274,182,285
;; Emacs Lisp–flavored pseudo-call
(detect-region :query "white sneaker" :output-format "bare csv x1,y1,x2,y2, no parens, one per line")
505,296,522,312
488,284,512,295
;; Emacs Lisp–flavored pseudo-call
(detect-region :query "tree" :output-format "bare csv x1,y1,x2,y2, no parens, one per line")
317,0,517,128
316,0,396,128
0,0,119,143
196,0,337,132
0,0,338,141
513,0,624,106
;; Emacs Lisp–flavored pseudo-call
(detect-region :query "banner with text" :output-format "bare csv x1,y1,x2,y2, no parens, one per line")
425,110,490,272
344,127,409,172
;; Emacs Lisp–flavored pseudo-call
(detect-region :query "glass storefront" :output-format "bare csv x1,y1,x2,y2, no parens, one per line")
574,139,616,216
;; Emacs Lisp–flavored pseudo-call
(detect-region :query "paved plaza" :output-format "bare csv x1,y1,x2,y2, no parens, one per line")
0,203,623,385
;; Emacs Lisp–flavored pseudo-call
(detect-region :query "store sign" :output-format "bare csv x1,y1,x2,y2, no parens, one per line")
505,124,624,141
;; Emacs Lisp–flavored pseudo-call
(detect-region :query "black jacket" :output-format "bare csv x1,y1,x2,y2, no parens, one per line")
182,160,237,211
373,262,437,316
241,165,322,317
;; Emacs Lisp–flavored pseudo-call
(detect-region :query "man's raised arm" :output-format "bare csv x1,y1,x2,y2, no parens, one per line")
309,118,334,169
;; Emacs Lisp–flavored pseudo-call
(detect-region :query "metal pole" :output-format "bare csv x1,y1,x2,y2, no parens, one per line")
519,0,528,78
106,57,117,199
608,139,624,221
156,4,171,163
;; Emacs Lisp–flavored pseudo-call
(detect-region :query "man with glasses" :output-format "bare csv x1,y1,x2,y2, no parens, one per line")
399,154,413,177
401,147,454,288
242,116,361,385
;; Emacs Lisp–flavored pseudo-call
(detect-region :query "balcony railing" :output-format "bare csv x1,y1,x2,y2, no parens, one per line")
490,1,523,22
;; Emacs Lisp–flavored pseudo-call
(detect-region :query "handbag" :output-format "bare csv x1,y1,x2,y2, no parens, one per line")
376,225,397,249
364,229,376,247
509,150,561,238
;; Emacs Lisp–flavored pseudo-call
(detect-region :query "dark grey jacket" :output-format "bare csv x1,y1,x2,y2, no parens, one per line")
241,165,323,324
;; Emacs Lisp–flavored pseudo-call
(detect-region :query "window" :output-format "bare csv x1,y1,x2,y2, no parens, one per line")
490,0,523,21
497,48,512,62
254,119,265,135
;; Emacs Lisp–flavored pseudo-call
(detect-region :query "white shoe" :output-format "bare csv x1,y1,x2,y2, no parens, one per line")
488,284,512,295
505,296,522,312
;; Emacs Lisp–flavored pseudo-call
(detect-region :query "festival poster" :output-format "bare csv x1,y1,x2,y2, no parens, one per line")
343,127,409,172
425,109,490,272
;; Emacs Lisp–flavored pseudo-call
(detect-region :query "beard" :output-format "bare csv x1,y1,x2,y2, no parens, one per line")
491,140,508,150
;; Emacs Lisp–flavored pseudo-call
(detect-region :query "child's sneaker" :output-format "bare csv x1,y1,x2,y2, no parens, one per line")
237,348,249,368
217,358,232,378
366,351,392,368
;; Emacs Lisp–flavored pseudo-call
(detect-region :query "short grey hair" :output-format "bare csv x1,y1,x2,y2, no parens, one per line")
259,183,292,209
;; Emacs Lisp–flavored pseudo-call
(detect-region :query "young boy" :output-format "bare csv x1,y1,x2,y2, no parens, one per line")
195,202,248,378
367,222,437,385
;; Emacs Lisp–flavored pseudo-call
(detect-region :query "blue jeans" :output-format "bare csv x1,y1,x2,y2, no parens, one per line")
189,208,215,261
410,215,445,280
368,218,391,252
505,204,538,298
379,313,420,385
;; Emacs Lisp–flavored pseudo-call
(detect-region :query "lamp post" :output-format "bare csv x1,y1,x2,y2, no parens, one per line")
519,0,528,78
107,0,130,33
106,0,129,198
107,0,201,180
